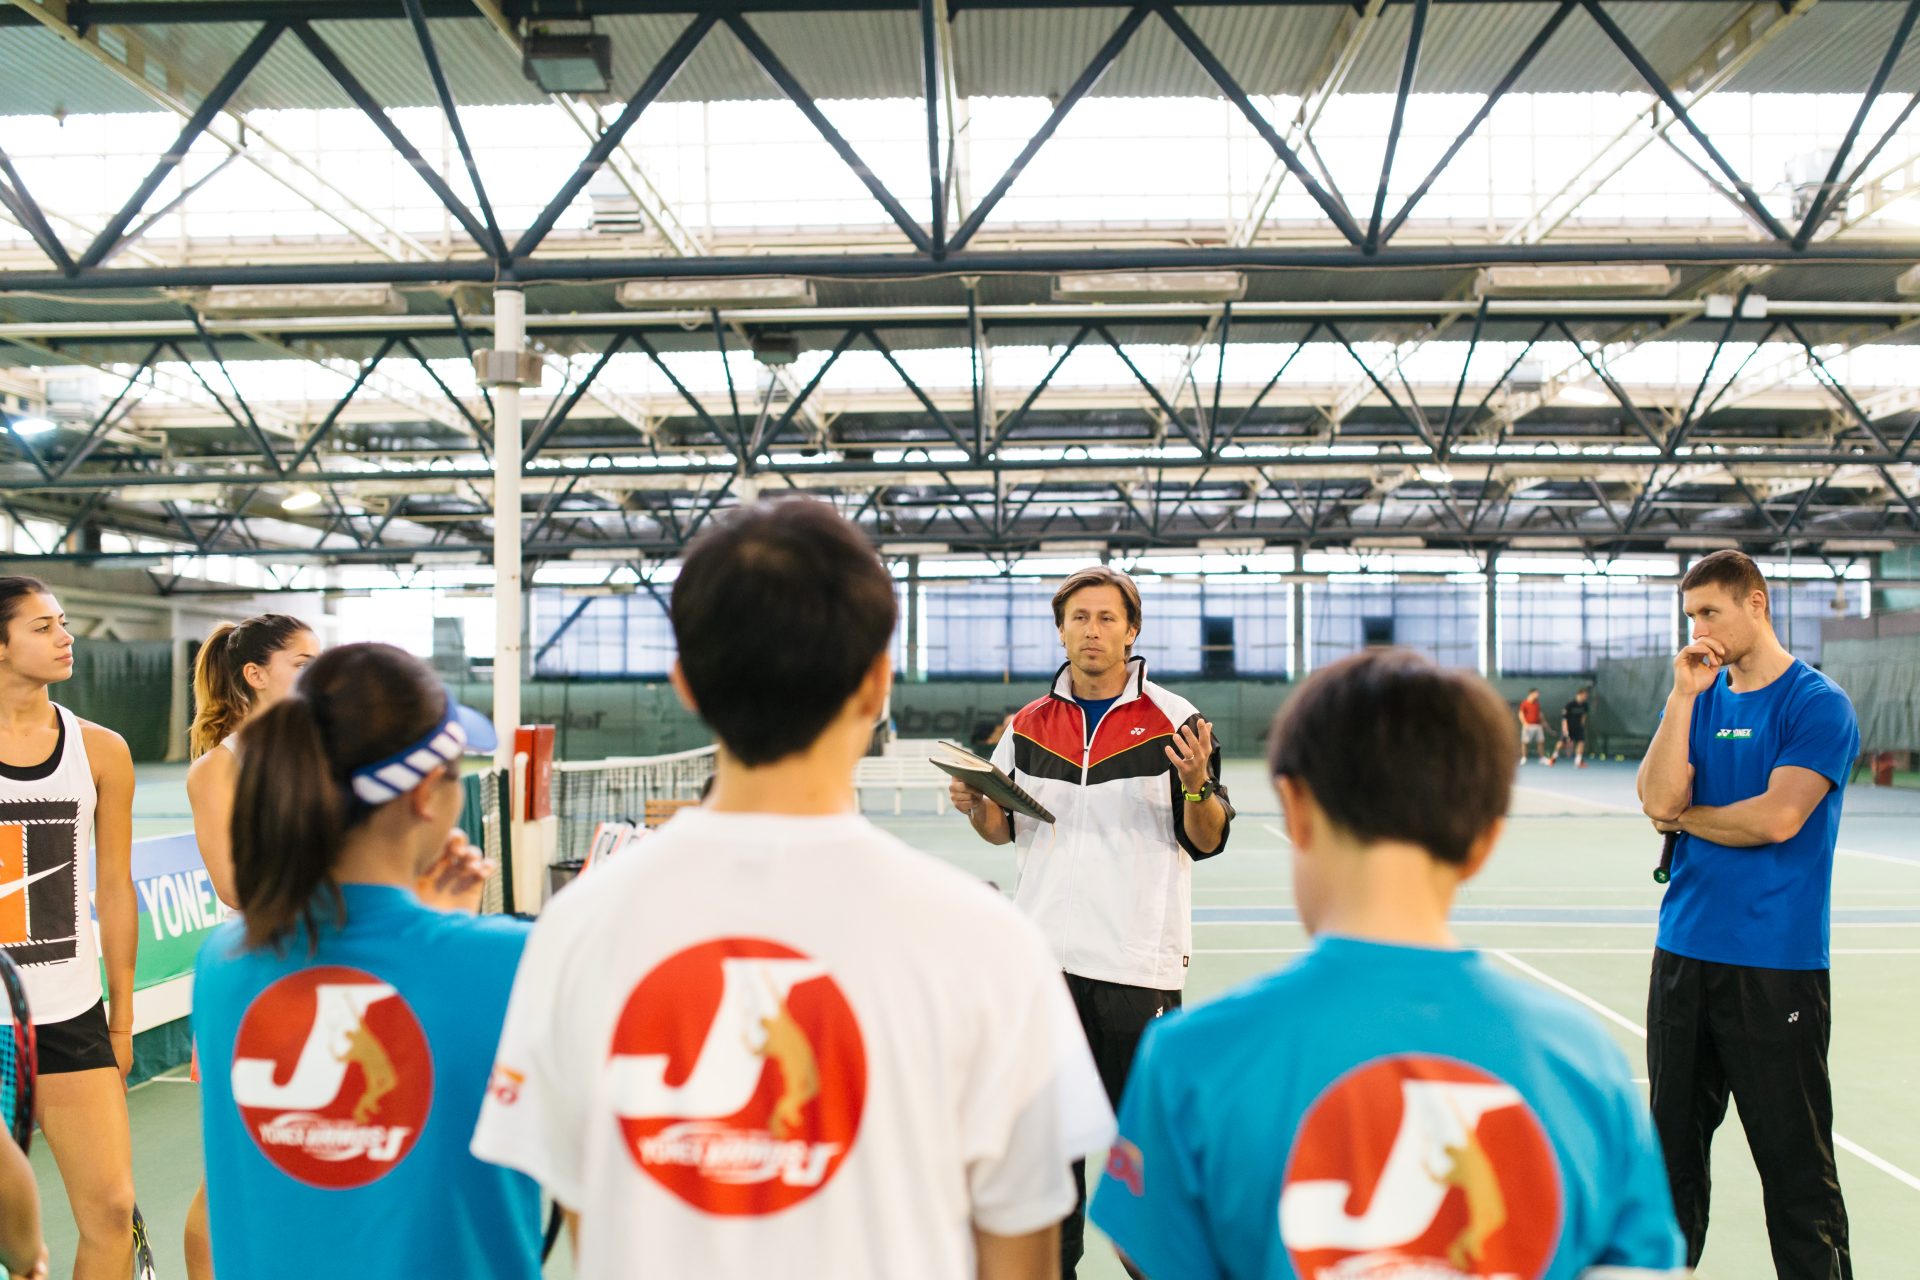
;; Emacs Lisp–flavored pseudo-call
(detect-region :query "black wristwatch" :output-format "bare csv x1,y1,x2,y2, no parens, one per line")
1182,779,1215,804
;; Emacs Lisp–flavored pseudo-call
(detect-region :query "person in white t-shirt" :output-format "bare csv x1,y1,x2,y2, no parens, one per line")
471,498,1113,1280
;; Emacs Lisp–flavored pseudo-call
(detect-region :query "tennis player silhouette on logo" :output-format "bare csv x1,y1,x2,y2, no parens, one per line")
754,995,820,1140
1435,1127,1506,1270
605,938,867,1215
231,967,433,1188
337,1013,398,1125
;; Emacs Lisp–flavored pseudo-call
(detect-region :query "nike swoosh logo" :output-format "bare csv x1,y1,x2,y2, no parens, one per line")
0,864,66,900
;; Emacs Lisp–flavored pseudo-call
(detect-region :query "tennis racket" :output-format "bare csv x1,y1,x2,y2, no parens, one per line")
1654,830,1678,885
0,949,34,1153
131,1204,156,1280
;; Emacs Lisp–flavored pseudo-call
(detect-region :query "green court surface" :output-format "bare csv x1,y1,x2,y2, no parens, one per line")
31,761,1919,1279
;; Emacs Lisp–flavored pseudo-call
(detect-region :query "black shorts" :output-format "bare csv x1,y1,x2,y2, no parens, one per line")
36,1000,116,1076
1565,725,1586,743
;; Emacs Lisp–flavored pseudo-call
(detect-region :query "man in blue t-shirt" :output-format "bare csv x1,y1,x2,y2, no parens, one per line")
1090,648,1681,1280
1638,549,1858,1279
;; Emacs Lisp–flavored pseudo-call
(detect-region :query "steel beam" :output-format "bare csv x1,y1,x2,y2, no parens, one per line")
293,22,494,256
185,312,284,472
1324,322,1437,451
2,0,1878,22
1583,0,1790,241
725,14,932,253
1366,0,1429,254
400,0,506,261
78,21,285,268
1504,0,1815,246
23,240,1920,295
1157,3,1365,247
523,335,630,461
1791,0,1920,246
1381,0,1574,245
0,143,73,273
511,13,716,260
285,336,398,473
944,7,1149,254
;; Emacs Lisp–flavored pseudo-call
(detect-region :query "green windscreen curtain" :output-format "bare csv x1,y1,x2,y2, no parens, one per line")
1593,656,1672,756
1820,636,1920,751
61,640,174,761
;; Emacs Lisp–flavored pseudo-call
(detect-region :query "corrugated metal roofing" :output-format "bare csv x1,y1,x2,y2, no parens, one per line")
0,27,169,116
1726,0,1920,91
6,3,1919,118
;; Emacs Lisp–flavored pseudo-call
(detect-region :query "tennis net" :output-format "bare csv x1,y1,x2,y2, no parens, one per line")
552,746,718,865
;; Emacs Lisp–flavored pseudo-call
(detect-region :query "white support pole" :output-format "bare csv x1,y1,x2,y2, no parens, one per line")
492,286,525,768
1483,552,1499,679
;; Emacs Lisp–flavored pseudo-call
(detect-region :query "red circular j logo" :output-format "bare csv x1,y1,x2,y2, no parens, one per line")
230,966,433,1189
606,938,867,1216
1280,1055,1562,1279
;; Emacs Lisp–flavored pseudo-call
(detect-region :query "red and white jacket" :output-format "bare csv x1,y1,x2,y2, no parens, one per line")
989,657,1233,991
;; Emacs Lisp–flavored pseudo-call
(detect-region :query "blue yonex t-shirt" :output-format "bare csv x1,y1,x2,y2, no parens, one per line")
1658,659,1858,970
194,884,540,1280
1089,937,1681,1280
1075,695,1119,743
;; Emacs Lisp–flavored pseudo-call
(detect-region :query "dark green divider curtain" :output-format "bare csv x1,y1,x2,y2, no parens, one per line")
60,640,174,761
1821,636,1920,752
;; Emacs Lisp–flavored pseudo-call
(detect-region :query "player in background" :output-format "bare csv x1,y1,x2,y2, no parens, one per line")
1545,687,1592,768
1518,688,1547,764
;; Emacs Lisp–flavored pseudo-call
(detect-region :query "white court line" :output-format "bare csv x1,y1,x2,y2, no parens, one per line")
1512,784,1920,871
1487,948,1920,1196
1262,823,1291,844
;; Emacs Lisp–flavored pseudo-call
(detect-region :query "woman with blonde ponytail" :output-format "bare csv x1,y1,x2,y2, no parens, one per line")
187,614,318,905
182,614,315,1280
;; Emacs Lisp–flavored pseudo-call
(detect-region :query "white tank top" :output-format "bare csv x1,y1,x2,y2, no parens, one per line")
0,704,101,1023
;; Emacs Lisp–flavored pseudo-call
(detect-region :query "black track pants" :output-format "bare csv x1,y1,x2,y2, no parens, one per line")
1647,948,1850,1280
1061,973,1180,1280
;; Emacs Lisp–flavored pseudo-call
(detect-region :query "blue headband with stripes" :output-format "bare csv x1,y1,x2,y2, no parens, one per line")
347,701,468,806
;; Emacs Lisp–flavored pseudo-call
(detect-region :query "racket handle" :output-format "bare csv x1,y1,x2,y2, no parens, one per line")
1654,831,1678,885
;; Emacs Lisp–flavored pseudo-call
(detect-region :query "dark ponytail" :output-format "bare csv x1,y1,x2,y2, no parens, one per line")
189,613,311,758
231,642,448,952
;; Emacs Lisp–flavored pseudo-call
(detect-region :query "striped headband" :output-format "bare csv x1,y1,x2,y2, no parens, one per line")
348,701,467,806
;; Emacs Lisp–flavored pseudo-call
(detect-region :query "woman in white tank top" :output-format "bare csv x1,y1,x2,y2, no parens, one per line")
182,613,318,1280
0,575,139,1278
186,616,319,911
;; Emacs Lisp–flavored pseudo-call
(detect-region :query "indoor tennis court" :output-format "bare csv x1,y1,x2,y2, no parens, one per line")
21,758,1920,1279
6,0,1920,1275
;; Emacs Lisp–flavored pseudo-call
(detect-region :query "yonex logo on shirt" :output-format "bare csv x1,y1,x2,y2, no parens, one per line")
1714,728,1754,739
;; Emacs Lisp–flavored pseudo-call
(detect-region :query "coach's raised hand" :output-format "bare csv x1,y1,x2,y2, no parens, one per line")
1164,717,1216,793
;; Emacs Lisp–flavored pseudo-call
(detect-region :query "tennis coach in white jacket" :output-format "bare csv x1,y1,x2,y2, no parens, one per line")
950,565,1232,1279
